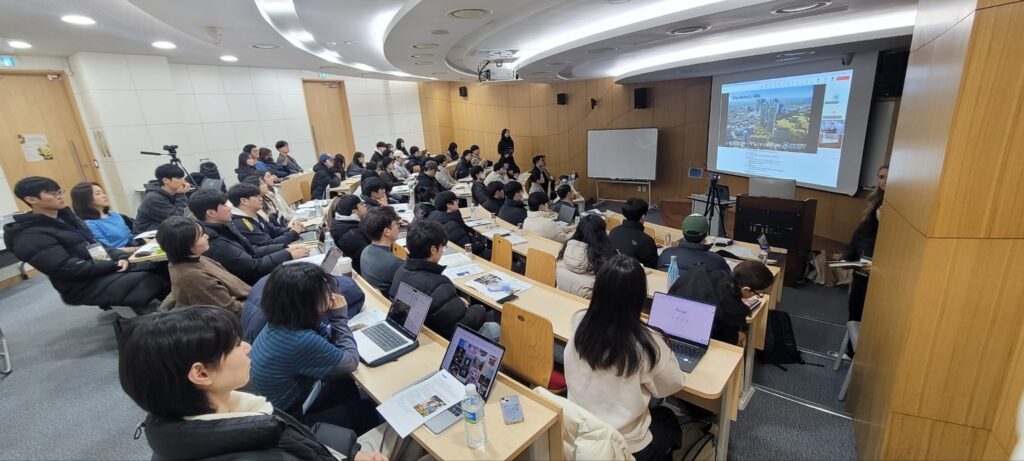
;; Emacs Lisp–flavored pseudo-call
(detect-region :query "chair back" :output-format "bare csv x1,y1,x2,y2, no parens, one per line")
500,303,555,389
300,179,313,203
491,235,513,270
643,226,658,242
393,243,408,260
605,215,622,232
525,248,557,287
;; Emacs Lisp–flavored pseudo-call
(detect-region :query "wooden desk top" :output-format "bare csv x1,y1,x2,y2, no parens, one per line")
462,207,562,258
350,274,562,461
329,177,360,193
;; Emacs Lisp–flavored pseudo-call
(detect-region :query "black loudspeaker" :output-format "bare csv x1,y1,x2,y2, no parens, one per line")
634,87,649,109
556,93,567,105
873,49,908,98
458,86,468,97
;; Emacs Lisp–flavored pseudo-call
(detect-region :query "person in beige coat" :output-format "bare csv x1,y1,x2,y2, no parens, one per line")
556,215,616,299
523,192,574,244
157,216,251,315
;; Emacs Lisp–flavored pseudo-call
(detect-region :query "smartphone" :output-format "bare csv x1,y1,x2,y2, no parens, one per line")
500,395,524,425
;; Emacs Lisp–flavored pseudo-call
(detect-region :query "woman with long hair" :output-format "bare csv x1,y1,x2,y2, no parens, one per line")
393,138,408,157
498,128,514,155
333,153,347,179
157,216,250,314
565,254,684,461
445,142,459,162
259,147,288,178
556,215,617,299
258,170,294,225
843,164,887,323
236,144,259,181
70,182,134,248
346,152,366,177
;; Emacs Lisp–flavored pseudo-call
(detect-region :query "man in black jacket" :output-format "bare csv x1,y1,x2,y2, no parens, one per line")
609,198,659,269
310,154,341,200
227,183,302,247
328,195,371,272
135,163,190,233
275,140,303,175
359,177,388,208
482,181,505,215
189,189,307,285
428,191,490,258
497,181,527,227
416,161,446,193
4,177,170,308
389,220,495,339
658,214,731,275
469,166,488,207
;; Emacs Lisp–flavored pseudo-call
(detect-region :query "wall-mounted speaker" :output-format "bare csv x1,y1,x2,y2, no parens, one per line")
458,86,468,97
634,87,649,109
556,93,567,105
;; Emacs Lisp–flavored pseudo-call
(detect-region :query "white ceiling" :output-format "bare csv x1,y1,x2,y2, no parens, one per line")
0,0,916,83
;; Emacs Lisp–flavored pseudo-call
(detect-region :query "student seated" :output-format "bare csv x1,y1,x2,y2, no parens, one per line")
259,147,289,179
250,264,378,434
484,161,512,186
428,191,491,258
346,151,366,177
432,154,459,190
669,260,775,345
469,166,488,207
157,216,250,315
565,255,685,461
482,181,505,215
657,214,730,275
118,306,386,461
312,154,342,200
228,183,302,247
556,215,616,299
454,150,473,180
135,163,190,233
359,177,388,209
527,155,553,195
412,184,437,222
327,195,370,273
389,220,497,339
497,181,527,227
256,171,294,226
550,184,580,221
358,207,404,294
242,272,365,344
70,181,134,249
4,177,170,309
523,192,573,243
608,198,658,269
275,140,304,175
417,160,447,193
189,189,308,285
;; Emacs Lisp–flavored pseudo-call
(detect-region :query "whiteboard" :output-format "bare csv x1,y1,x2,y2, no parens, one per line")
587,128,658,181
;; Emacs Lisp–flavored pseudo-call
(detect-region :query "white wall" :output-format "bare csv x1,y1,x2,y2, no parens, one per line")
333,75,425,153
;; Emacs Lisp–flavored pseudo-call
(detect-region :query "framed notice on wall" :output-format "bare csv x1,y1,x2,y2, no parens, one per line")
19,133,53,162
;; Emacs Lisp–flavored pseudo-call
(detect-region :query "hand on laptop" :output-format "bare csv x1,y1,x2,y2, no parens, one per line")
288,218,305,233
287,246,311,259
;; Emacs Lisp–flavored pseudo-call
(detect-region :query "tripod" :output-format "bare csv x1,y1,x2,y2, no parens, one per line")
703,174,728,238
141,145,197,188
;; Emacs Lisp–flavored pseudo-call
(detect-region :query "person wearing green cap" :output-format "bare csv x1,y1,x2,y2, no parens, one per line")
656,213,731,275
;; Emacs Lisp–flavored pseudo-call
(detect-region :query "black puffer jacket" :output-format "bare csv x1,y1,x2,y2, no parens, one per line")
498,199,527,227
2,209,169,307
144,409,358,461
135,180,188,233
427,210,486,254
310,164,341,201
482,197,503,215
389,258,487,339
329,217,370,273
202,222,291,285
471,181,488,206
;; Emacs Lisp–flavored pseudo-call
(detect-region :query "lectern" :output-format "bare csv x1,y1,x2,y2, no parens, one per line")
733,195,817,286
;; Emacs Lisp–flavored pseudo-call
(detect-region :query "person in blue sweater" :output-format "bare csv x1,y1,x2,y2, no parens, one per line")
69,181,134,249
249,263,378,433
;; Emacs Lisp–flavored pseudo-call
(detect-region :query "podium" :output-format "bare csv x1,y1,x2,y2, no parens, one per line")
688,194,736,237
733,195,817,286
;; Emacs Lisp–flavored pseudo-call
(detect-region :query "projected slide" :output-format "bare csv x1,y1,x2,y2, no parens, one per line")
715,70,853,188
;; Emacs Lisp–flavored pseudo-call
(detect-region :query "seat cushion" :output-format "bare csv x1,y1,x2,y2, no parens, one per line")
548,369,566,390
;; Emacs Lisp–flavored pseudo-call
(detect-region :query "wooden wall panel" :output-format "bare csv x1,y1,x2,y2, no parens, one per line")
884,413,990,460
417,81,453,152
989,325,1024,455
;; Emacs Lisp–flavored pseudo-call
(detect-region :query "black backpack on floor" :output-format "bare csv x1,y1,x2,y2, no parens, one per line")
756,310,806,369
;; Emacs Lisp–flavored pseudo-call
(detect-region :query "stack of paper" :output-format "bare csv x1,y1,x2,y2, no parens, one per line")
464,218,490,227
134,230,158,240
482,229,527,245
439,253,484,280
465,271,532,301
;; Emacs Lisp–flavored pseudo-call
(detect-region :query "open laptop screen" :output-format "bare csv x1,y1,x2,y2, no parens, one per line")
320,246,342,273
557,204,575,224
441,325,506,399
648,292,716,346
389,282,431,336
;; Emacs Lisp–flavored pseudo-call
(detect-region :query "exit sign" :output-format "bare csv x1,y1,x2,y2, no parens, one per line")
0,56,15,67
318,72,328,78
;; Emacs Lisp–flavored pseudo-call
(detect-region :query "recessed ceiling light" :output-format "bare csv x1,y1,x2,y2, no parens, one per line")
448,8,491,19
251,43,280,49
586,47,617,54
413,61,433,65
152,41,176,49
775,57,801,62
343,40,359,45
412,43,440,49
771,1,832,14
667,25,711,35
291,31,315,42
410,54,434,59
8,40,31,49
220,55,238,62
431,29,451,35
777,50,815,57
61,15,95,25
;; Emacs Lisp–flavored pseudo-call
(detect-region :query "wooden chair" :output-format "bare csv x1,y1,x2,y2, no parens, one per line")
525,248,557,287
499,303,565,392
491,235,513,270
393,243,408,260
659,199,691,229
299,179,313,203
644,226,658,241
605,215,622,232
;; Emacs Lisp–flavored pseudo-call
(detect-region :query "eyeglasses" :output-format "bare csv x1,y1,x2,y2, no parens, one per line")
45,190,65,198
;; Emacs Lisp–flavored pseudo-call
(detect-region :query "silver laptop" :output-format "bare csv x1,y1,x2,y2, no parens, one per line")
748,177,796,199
648,292,716,373
353,282,431,367
424,324,506,434
556,203,576,224
319,246,343,272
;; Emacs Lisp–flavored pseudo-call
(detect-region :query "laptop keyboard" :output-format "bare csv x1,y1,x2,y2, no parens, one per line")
446,402,462,416
670,341,705,363
363,323,407,352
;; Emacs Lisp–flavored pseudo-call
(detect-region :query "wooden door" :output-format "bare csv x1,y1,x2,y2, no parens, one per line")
302,80,356,161
0,72,100,211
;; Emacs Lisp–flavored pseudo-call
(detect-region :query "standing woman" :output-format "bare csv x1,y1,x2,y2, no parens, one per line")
565,254,684,461
347,152,366,177
498,128,514,156
844,164,887,323
70,182,135,249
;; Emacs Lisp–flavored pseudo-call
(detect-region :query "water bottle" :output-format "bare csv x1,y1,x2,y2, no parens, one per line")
323,229,334,249
490,213,497,229
664,233,672,247
470,201,477,217
758,249,768,264
667,255,680,288
314,199,323,218
463,383,486,449
464,243,473,255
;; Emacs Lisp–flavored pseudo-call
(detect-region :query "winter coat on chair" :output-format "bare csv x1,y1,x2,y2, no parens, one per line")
556,240,598,299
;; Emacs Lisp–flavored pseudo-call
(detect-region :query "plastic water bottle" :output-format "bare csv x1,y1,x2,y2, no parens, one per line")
758,249,769,264
464,243,473,255
314,199,323,218
667,255,680,288
323,230,334,250
490,213,497,229
664,233,672,247
470,201,476,217
463,383,486,449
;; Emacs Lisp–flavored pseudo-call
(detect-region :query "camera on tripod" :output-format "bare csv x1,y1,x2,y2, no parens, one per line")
163,145,178,154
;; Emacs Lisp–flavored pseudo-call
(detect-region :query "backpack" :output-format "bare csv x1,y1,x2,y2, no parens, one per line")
756,310,807,369
668,265,749,345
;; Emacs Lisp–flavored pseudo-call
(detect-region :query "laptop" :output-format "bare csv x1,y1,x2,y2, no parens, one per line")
424,324,506,434
353,282,431,367
319,246,343,273
648,292,716,373
757,234,784,264
200,178,224,190
556,203,576,224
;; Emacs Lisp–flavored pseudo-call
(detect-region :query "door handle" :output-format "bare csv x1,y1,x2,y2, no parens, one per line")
69,141,87,178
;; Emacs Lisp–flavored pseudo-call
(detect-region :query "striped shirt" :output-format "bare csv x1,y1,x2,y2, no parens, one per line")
250,324,343,411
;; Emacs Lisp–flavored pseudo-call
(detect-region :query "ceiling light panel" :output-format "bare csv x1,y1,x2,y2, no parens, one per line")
8,40,32,49
61,15,95,25
152,41,176,49
220,55,238,62
771,1,832,15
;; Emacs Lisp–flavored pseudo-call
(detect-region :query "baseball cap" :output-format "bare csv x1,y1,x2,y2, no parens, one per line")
682,214,710,239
